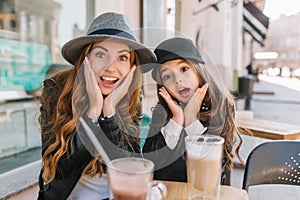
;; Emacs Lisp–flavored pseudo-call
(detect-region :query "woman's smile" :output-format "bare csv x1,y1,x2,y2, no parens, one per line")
100,75,119,87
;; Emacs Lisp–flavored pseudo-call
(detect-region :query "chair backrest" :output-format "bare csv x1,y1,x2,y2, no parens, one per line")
242,140,300,191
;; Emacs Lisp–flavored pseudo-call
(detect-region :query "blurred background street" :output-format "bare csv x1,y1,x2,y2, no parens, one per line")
242,74,300,126
238,75,300,125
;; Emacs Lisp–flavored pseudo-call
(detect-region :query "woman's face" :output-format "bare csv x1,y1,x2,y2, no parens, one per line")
160,59,200,104
88,41,132,95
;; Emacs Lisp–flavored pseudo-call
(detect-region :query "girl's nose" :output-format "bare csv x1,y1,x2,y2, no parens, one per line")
175,75,183,84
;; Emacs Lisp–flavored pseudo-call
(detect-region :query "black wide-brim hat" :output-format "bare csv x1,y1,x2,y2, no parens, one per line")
62,12,156,73
152,37,205,80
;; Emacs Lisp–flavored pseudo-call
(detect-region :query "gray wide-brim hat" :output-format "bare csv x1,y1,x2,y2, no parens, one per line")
62,12,156,73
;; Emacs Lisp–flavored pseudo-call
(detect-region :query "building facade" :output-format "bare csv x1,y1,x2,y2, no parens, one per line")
253,13,300,77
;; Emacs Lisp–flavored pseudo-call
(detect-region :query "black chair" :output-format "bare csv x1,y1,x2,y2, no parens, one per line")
242,140,300,191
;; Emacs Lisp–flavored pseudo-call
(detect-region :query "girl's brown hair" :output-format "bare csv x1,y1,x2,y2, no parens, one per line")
40,43,143,183
154,60,244,172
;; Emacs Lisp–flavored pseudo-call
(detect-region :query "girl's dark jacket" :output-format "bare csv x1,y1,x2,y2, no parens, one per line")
142,104,187,182
37,75,140,200
142,104,229,184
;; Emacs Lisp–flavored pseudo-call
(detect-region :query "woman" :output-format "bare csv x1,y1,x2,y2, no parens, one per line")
37,12,156,200
143,37,243,184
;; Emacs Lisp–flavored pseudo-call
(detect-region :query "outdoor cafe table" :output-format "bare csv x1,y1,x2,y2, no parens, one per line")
237,117,300,140
162,181,249,200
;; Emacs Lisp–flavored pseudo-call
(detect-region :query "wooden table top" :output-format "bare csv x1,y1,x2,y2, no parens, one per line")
237,117,300,140
162,181,249,200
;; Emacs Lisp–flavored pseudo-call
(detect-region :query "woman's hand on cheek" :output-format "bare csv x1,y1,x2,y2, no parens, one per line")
159,87,184,126
103,65,136,116
84,57,103,121
184,83,208,126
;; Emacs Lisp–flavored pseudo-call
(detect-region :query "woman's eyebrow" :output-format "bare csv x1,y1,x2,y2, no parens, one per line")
118,49,130,54
92,46,130,54
92,45,108,52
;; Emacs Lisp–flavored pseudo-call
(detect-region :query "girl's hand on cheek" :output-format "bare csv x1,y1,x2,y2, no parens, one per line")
103,65,136,116
84,57,103,121
159,87,184,126
184,83,208,126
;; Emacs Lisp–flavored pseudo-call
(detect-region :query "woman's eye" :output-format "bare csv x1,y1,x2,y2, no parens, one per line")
119,55,128,61
96,52,105,58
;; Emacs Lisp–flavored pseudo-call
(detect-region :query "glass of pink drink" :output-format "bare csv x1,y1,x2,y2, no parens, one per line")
107,157,167,200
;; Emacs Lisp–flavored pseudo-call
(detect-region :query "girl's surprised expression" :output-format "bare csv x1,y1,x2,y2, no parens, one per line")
88,41,132,95
160,59,200,104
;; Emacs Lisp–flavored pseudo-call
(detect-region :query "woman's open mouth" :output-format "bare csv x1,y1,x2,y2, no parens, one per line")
100,76,119,87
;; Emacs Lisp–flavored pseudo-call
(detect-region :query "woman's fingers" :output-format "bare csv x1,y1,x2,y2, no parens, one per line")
103,66,136,116
84,57,103,120
115,65,136,96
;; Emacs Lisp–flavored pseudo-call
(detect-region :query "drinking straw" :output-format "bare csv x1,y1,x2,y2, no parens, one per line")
79,117,111,166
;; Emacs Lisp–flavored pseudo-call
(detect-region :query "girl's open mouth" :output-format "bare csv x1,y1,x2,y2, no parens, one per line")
178,87,190,97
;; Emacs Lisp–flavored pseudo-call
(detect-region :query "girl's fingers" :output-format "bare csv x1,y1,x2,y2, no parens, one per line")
159,87,173,102
194,83,208,102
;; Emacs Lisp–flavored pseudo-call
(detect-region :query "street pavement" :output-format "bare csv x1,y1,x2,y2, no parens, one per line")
249,74,300,126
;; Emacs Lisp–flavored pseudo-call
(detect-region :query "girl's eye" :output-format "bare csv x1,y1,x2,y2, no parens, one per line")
181,66,189,72
119,55,128,61
162,74,171,81
96,52,105,58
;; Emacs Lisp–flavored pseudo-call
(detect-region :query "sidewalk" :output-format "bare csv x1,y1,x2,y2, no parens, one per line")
250,75,300,125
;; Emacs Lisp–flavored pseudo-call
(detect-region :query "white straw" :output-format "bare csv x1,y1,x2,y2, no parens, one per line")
79,117,111,166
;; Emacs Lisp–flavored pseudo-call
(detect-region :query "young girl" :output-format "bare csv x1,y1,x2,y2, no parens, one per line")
143,37,243,184
37,12,156,200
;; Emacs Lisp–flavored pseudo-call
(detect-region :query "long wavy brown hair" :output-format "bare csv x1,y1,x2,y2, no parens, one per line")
40,42,143,183
153,60,244,172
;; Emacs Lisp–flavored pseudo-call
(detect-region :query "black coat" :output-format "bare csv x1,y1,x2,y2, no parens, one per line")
37,77,140,200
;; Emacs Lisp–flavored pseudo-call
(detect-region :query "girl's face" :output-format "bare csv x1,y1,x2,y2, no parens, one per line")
160,59,200,104
88,41,132,95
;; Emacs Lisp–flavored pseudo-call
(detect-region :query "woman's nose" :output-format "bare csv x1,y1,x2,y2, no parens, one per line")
104,57,117,71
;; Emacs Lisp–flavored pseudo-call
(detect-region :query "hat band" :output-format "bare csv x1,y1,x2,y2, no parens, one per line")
88,28,136,41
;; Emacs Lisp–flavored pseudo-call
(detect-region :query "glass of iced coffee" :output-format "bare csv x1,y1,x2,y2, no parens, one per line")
107,157,167,200
185,135,224,200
